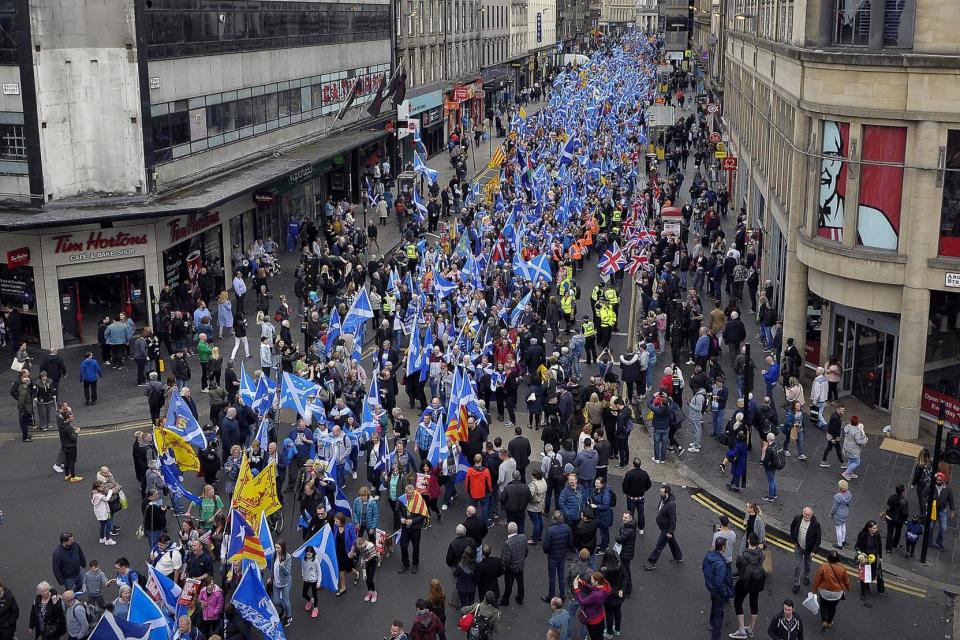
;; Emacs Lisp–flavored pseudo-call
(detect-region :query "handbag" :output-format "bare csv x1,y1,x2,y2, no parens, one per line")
762,549,773,574
458,604,480,631
10,357,23,372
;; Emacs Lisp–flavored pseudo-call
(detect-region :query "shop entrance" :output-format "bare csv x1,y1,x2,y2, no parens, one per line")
58,270,148,345
832,313,898,411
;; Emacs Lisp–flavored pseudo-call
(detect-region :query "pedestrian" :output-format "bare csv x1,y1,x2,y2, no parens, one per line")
268,540,292,626
724,430,748,492
196,578,224,638
34,371,56,432
172,615,203,640
142,489,167,549
789,507,821,594
841,416,868,481
809,366,828,430
854,520,884,606
621,458,651,532
830,479,852,549
60,591,88,640
58,406,82,483
396,485,425,574
712,515,737,569
528,469,547,543
760,432,782,501
780,400,805,460
79,560,106,609
812,550,849,632
614,511,637,598
882,485,909,553
475,545,504,604
91,480,117,546
29,581,65,640
385,620,409,640
819,404,846,468
728,533,765,639
75,351,100,406
349,536,380,603
643,484,683,570
15,372,33,443
409,599,443,640
589,477,614,549
910,448,933,515
572,572,611,640
928,471,955,551
599,548,624,637
499,521,528,606
459,591,500,639
687,383,707,453
767,600,803,640
465,454,494,525
0,579,18,640
541,511,572,602
453,550,476,608
702,537,734,640
547,597,571,640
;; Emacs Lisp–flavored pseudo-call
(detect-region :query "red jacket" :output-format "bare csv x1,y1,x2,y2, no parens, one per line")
465,466,492,499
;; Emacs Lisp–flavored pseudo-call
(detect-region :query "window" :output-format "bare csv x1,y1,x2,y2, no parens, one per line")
778,0,794,41
206,101,237,135
0,124,25,161
419,1,424,33
883,0,914,47
855,125,906,250
832,0,913,48
939,130,960,257
924,291,960,420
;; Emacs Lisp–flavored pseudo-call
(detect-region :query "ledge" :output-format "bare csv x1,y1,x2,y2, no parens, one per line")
928,256,960,271
797,231,907,288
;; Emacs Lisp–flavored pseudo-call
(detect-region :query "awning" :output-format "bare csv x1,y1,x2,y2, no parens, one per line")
0,128,389,231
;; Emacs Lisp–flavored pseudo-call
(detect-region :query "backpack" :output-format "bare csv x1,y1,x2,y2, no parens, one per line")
547,453,565,484
769,444,786,470
72,602,98,635
468,613,493,640
607,488,617,508
9,380,19,401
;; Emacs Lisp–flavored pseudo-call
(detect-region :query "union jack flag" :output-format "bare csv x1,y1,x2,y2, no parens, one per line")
491,233,508,264
627,252,651,276
598,243,627,276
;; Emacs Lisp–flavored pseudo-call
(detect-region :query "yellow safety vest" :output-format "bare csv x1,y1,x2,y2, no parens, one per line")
604,288,619,305
582,321,596,337
561,294,574,314
591,286,603,303
611,209,622,223
405,244,418,260
600,307,616,328
382,295,396,313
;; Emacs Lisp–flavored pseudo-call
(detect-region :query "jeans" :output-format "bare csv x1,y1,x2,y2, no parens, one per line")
273,583,292,619
98,518,113,539
736,375,744,399
614,435,630,465
760,325,772,347
765,469,777,498
845,456,861,476
529,511,544,541
934,510,949,548
712,409,724,437
598,526,610,549
793,547,812,587
36,402,55,430
646,365,655,389
653,429,669,461
83,381,98,403
63,576,83,593
815,401,827,429
784,426,805,456
146,528,163,549
709,594,727,640
545,480,561,514
565,599,587,640
547,557,565,599
135,358,147,385
627,497,645,531
471,495,490,524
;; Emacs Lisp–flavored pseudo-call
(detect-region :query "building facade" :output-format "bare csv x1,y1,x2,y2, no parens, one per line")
526,0,558,86
0,0,397,349
599,0,638,34
716,0,960,437
480,0,513,113
636,0,660,33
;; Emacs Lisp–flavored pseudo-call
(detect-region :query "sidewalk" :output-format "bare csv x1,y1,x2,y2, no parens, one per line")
646,113,960,589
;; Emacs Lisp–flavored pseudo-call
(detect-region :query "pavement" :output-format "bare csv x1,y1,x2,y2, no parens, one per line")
0,99,953,638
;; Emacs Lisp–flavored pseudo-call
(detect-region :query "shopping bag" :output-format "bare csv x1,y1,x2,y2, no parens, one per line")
9,358,23,372
802,592,820,615
858,563,873,583
762,549,773,574
458,604,480,631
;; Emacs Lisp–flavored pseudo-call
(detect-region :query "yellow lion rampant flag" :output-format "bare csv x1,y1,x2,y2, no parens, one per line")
232,454,282,520
154,427,200,473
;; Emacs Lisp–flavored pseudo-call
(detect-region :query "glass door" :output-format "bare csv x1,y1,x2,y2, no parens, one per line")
833,314,856,395
58,279,81,344
852,324,882,408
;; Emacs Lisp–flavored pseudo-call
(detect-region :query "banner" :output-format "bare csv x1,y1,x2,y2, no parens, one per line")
857,125,906,250
817,120,849,243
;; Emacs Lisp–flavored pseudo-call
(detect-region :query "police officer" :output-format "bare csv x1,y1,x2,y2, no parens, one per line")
561,290,576,334
604,285,620,331
405,241,418,273
582,315,597,365
590,284,604,325
598,301,617,348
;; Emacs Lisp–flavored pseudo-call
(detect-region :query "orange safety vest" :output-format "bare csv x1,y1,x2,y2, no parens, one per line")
583,230,594,247
571,242,583,260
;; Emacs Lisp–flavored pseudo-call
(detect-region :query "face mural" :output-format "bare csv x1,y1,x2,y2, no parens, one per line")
857,125,907,250
818,120,849,242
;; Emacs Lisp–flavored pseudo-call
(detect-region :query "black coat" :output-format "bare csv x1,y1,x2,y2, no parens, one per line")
462,515,489,547
615,521,638,562
446,535,476,568
622,468,652,498
507,435,531,470
789,515,822,553
474,557,504,598
654,495,677,535
29,594,65,640
0,589,18,640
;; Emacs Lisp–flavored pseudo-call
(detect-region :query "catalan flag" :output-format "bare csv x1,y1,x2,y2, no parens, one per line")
488,146,506,169
226,509,267,569
401,490,430,518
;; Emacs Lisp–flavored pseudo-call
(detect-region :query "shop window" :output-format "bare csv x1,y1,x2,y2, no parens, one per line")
939,130,960,257
856,125,906,250
924,291,960,421
0,123,26,161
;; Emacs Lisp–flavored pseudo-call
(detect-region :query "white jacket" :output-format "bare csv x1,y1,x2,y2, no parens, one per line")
810,375,829,404
92,489,114,521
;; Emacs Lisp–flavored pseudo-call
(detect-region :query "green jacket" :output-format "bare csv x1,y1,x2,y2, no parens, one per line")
196,339,212,363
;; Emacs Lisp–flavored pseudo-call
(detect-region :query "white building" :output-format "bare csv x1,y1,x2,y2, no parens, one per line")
635,0,658,33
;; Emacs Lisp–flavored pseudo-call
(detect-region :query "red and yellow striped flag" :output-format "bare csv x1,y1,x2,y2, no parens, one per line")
488,146,506,169
406,490,430,517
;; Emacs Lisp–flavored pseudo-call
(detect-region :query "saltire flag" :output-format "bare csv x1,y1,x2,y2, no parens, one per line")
158,452,201,505
454,451,472,483
559,135,578,166
433,273,456,298
351,323,365,363
231,564,287,640
127,583,171,640
325,307,342,355
279,372,321,416
387,267,401,296
510,291,532,328
488,146,506,169
512,253,531,281
164,389,207,449
411,188,428,223
239,363,257,406
526,254,552,285
412,126,429,156
291,524,339,592
252,373,274,414
373,435,390,472
427,414,450,467
144,564,182,617
254,415,271,452
226,508,267,568
89,611,150,640
325,465,354,518
444,367,468,444
398,490,430,517
153,427,199,473
413,151,438,184
598,242,627,275
341,287,374,334
259,511,275,564
360,367,382,435
419,323,434,382
627,252,650,276
364,177,376,206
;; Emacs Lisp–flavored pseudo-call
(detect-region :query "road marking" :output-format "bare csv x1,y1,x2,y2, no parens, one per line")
691,492,927,599
28,419,154,440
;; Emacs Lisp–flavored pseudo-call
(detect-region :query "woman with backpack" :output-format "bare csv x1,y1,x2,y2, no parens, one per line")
459,591,500,640
728,533,766,639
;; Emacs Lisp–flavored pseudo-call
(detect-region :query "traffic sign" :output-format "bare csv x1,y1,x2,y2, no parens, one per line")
709,132,721,144
721,156,738,170
706,103,720,114
715,142,727,153
714,151,727,159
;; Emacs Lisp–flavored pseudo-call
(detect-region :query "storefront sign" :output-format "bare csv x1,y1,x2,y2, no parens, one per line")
453,86,472,102
6,246,30,267
922,387,960,423
253,191,275,204
405,90,443,117
48,229,150,263
287,165,314,186
946,272,960,288
167,211,221,244
423,106,443,128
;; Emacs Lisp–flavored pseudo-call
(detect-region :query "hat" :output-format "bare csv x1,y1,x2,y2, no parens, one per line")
850,416,860,426
936,472,947,481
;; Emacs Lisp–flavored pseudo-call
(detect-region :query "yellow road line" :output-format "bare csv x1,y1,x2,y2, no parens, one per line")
690,492,927,598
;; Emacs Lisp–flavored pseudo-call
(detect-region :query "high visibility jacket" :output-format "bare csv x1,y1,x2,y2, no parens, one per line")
405,244,418,260
599,306,617,328
561,294,574,314
582,321,597,337
382,294,396,313
583,230,594,247
597,211,606,229
591,285,603,303
571,242,583,260
604,288,619,305
611,209,623,223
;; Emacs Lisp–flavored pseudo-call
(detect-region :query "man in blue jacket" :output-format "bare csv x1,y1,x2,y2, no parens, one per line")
78,352,102,406
285,420,314,493
762,355,780,400
693,327,711,369
558,473,587,527
541,511,572,602
702,537,734,640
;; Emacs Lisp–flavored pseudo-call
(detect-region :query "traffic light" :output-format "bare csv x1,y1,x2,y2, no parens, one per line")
944,431,960,465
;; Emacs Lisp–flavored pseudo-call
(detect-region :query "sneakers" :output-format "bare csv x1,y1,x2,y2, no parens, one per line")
729,631,749,639
761,495,776,502
840,463,849,469
718,463,726,474
371,591,378,603
688,446,700,453
305,601,313,611
352,471,358,480
363,591,372,602
797,454,807,460
441,504,448,511
784,450,791,456
103,538,116,545
669,558,684,564
819,462,831,468
69,476,84,483
311,608,318,618
53,464,64,474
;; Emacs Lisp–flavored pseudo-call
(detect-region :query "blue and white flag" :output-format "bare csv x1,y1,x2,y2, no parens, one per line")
127,584,171,640
432,273,456,298
412,128,428,156
412,188,429,222
279,373,321,416
145,564,182,617
254,415,271,452
510,291,532,328
373,436,390,472
413,151,439,184
291,523,340,592
252,374,274,414
454,451,472,483
240,363,257,406
158,453,201,505
341,287,374,334
325,465,354,519
231,564,286,640
360,368,381,434
325,307,342,355
427,417,449,467
164,389,206,449
527,254,553,285
259,511,275,564
89,611,150,640
559,135,577,166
